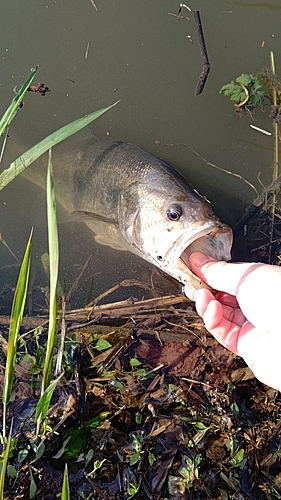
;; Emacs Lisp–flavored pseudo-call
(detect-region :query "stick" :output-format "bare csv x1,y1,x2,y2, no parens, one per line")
268,51,279,263
0,295,189,328
194,11,210,95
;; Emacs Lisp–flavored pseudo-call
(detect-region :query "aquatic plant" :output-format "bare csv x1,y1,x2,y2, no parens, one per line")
0,66,38,137
0,100,119,191
220,73,265,110
40,151,59,396
0,67,120,495
2,229,32,438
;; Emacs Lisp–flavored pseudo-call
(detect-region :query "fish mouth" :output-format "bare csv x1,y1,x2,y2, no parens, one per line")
163,222,233,296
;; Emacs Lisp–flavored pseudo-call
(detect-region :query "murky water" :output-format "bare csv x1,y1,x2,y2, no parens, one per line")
0,0,280,309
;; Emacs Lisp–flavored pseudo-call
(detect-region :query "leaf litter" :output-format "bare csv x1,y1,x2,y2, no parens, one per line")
0,284,280,500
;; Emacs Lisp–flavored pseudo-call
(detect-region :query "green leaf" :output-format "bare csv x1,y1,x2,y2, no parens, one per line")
29,467,37,499
18,448,29,463
0,423,13,500
61,412,108,459
135,412,142,425
0,101,119,191
231,402,239,417
94,338,112,351
7,465,17,478
33,440,45,462
2,229,32,406
110,380,124,389
236,73,253,86
148,451,156,466
130,358,141,367
231,448,244,467
35,372,64,425
41,152,59,393
85,449,94,467
130,452,141,466
0,66,38,136
61,464,70,500
2,230,33,440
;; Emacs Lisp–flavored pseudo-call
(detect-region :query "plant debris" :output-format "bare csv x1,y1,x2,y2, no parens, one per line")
0,293,281,499
28,83,50,96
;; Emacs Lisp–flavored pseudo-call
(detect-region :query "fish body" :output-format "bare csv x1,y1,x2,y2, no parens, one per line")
24,135,232,297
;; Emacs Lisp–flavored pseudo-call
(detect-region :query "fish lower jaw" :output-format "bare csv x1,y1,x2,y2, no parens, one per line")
160,224,233,297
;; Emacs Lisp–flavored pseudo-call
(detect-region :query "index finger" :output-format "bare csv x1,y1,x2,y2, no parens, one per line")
189,252,264,296
189,252,281,332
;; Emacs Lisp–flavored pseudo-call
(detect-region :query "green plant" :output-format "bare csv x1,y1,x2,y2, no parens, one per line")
127,473,141,498
2,230,33,438
130,431,145,466
0,66,38,137
0,422,14,500
179,454,202,489
0,101,119,191
220,73,265,110
61,463,70,500
40,151,59,395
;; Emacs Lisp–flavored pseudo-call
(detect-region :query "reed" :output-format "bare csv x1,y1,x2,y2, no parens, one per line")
2,230,32,438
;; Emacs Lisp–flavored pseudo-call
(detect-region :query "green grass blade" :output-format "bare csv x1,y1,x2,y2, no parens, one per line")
35,372,64,426
0,66,38,137
61,463,70,500
41,151,59,394
41,252,64,297
0,421,13,500
0,100,119,191
2,229,33,437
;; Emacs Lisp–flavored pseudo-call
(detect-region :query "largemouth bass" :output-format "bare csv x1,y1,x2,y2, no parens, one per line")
24,134,232,298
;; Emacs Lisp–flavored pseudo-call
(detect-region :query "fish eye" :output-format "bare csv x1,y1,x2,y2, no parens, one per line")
166,204,183,221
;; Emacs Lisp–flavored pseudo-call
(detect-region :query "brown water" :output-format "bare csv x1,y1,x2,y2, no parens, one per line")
0,0,280,309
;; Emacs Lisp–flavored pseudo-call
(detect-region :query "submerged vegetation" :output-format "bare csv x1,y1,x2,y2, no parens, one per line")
0,67,280,499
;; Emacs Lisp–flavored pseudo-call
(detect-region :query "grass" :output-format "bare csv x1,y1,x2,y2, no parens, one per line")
40,150,59,396
0,100,119,191
2,229,33,439
0,66,38,137
0,67,120,495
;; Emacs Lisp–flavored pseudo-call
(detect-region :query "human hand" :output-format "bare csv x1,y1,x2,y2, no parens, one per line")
188,252,281,391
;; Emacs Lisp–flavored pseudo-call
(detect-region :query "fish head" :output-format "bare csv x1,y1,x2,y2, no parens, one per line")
118,162,233,298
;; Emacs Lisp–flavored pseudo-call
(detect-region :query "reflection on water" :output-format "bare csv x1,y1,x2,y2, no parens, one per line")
0,0,280,308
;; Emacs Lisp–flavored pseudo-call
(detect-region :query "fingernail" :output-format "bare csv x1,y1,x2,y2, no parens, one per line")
189,252,214,268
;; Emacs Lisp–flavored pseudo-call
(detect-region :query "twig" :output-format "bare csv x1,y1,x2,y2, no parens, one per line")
0,295,189,328
90,0,97,11
91,278,161,307
233,172,281,237
168,3,191,20
66,256,92,304
154,141,258,195
85,42,90,59
194,11,210,95
268,51,279,263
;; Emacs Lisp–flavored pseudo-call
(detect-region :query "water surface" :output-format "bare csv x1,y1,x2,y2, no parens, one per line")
0,0,280,308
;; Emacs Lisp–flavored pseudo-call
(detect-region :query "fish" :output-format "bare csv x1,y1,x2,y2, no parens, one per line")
23,134,233,298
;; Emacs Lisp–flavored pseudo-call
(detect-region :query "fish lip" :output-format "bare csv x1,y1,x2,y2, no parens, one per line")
159,221,232,293
163,222,232,264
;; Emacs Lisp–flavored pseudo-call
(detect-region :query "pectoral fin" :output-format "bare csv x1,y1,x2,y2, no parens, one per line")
70,210,118,226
